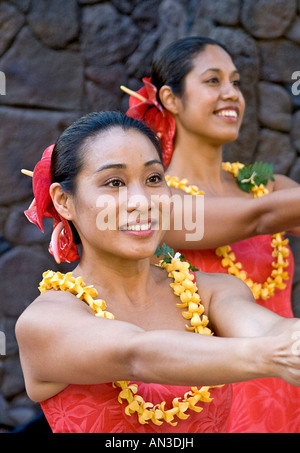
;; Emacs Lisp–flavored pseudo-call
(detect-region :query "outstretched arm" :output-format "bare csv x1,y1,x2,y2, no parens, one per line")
271,173,300,236
16,278,300,403
197,271,300,387
163,184,300,250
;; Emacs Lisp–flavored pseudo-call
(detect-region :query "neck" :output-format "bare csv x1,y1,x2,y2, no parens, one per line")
166,127,225,190
74,247,153,307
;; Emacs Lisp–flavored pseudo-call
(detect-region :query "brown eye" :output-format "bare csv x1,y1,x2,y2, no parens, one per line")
233,80,241,87
107,178,125,187
206,78,219,84
146,174,163,184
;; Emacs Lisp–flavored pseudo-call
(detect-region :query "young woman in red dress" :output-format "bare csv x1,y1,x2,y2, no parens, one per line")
16,111,300,433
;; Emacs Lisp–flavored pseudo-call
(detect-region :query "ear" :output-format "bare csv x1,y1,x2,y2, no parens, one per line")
158,85,180,115
50,183,74,221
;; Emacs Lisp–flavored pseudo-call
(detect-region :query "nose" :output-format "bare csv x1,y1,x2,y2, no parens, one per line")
126,183,151,215
221,80,239,101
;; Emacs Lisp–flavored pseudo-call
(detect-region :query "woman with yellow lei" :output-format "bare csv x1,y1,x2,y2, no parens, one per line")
124,37,300,433
16,111,300,433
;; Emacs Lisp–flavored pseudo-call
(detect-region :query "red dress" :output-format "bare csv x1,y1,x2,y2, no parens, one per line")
40,382,232,433
181,235,300,433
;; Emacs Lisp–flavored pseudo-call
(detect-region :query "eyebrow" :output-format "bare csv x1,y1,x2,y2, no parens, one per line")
144,159,163,167
202,68,240,76
95,159,163,173
96,163,125,172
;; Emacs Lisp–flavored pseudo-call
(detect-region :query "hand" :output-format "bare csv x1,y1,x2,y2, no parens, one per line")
268,319,300,387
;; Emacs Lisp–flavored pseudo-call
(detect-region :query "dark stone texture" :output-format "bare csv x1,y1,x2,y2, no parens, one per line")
291,110,300,153
241,0,296,38
4,204,52,246
0,2,24,57
85,80,121,111
131,0,161,32
289,156,300,182
288,235,300,318
153,0,187,57
110,0,140,14
259,39,300,83
0,245,54,317
255,128,296,174
81,3,139,67
0,107,79,205
292,281,300,317
0,27,84,110
28,0,79,49
0,236,11,255
8,0,31,13
258,82,292,132
194,0,241,26
285,16,300,44
126,30,160,80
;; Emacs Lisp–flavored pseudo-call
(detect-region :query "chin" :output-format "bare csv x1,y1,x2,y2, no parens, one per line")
218,130,240,145
115,238,157,261
131,242,158,259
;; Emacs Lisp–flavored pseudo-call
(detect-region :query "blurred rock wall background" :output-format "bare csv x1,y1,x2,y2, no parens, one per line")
0,0,299,430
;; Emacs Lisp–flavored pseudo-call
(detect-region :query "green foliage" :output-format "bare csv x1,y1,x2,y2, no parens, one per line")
155,243,199,271
154,243,174,263
237,162,274,193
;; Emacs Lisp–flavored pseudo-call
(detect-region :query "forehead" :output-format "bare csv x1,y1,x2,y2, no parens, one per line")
191,44,237,74
83,127,160,168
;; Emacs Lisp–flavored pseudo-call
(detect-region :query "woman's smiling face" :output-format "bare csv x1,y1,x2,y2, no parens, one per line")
68,127,171,260
175,44,245,145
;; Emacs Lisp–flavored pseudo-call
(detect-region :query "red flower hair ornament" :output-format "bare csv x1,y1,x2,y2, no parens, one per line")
23,144,79,264
121,77,176,168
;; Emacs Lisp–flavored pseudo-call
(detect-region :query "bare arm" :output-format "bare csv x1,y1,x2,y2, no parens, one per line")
16,277,300,402
272,174,300,236
163,184,300,250
197,272,300,387
134,274,300,388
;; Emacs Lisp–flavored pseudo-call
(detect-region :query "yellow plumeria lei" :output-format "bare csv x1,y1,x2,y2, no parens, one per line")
38,252,216,427
166,166,289,301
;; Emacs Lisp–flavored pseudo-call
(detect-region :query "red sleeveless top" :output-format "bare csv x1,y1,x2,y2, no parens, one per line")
41,382,232,433
181,235,300,433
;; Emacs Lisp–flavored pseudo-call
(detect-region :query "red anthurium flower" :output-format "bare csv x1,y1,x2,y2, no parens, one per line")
48,218,79,264
24,144,79,263
27,144,54,232
126,77,176,168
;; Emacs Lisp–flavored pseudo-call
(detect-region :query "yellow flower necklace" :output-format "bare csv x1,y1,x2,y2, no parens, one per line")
166,164,290,301
38,250,216,427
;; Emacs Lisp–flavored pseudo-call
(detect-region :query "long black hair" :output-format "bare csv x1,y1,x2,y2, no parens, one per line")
151,36,232,100
51,110,163,194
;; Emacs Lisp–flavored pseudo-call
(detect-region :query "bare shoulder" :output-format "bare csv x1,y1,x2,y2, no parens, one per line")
15,290,92,345
194,270,244,291
15,289,105,402
194,271,254,307
269,173,300,191
17,287,91,318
